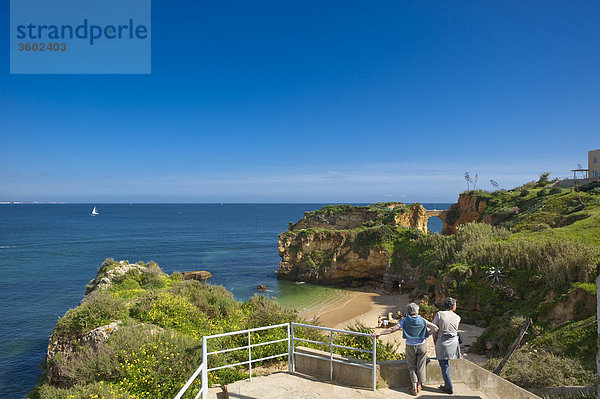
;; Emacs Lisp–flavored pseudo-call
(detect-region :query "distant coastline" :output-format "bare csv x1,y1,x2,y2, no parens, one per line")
0,201,65,204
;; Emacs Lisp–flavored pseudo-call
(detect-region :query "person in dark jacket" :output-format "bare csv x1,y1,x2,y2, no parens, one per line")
372,303,438,395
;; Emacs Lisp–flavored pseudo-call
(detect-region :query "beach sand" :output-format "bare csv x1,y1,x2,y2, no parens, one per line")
299,289,485,360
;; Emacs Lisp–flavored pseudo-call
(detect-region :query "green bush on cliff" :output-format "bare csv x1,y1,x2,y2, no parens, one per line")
530,316,596,370
131,291,213,339
304,250,333,269
36,260,400,399
353,225,397,250
414,223,599,284
32,381,133,399
305,204,356,216
168,281,238,320
55,292,129,338
483,348,596,388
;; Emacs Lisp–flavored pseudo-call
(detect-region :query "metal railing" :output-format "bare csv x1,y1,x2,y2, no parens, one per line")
175,323,290,399
290,322,377,391
174,322,378,399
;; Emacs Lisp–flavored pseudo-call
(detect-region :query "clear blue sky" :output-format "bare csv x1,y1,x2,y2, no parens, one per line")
1,1,598,203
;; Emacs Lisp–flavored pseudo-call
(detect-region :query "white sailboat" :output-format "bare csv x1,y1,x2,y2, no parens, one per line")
91,206,99,216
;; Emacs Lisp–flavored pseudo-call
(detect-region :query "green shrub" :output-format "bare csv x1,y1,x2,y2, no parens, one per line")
549,186,562,195
520,188,531,197
55,292,128,337
306,204,354,216
354,225,397,249
130,291,212,337
536,172,551,188
114,332,203,398
579,181,600,192
532,223,551,231
472,312,527,353
483,349,596,388
244,294,298,328
532,317,596,369
31,381,133,399
304,250,333,269
169,280,239,319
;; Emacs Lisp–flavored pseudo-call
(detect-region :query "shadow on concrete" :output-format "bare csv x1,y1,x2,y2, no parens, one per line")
417,397,483,399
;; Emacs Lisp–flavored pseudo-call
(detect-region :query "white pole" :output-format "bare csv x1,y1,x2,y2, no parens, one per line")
248,331,252,382
201,336,207,399
329,330,334,381
372,336,377,391
291,323,296,373
287,323,292,373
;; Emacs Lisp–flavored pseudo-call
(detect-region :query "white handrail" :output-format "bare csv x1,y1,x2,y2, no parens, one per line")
175,321,379,398
174,323,290,399
290,322,378,391
174,362,205,399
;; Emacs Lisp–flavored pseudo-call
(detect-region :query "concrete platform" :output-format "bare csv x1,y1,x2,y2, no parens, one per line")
207,372,486,399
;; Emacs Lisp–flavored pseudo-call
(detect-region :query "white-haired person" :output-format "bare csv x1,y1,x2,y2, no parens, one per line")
432,297,461,395
372,302,438,396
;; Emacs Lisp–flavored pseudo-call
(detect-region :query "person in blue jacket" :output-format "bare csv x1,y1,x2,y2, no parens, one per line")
372,303,438,396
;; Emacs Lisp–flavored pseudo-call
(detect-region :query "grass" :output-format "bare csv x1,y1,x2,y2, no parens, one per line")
483,348,596,388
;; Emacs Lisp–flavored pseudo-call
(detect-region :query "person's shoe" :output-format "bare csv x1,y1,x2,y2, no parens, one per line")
439,385,453,394
410,387,418,396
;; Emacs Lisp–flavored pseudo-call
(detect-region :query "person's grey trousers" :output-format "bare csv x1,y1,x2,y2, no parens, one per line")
405,342,428,384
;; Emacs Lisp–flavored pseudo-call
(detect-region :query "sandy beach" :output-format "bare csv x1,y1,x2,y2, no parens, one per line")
300,289,485,359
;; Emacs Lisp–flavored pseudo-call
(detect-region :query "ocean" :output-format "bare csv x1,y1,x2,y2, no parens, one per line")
0,203,448,399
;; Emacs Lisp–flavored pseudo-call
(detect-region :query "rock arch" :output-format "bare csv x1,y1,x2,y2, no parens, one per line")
425,210,449,235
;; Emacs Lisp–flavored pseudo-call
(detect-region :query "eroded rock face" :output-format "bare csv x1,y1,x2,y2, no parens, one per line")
278,230,391,286
82,321,121,347
443,194,488,235
539,286,596,326
291,203,432,233
182,270,212,281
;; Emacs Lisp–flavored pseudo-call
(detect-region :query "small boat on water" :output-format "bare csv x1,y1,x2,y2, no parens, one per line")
91,206,99,216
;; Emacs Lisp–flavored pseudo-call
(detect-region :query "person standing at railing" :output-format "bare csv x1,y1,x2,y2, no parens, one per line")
432,297,461,395
371,303,438,396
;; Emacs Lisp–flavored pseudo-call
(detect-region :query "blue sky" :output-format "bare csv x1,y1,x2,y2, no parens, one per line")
1,1,599,203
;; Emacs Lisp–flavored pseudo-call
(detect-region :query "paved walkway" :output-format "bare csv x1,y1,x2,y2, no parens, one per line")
207,372,486,399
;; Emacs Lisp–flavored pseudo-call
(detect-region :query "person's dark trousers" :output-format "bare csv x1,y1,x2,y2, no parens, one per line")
438,359,453,393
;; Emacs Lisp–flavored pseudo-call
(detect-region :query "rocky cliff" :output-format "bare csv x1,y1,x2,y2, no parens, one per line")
290,202,431,232
278,202,433,287
443,193,489,234
278,229,391,286
277,199,481,287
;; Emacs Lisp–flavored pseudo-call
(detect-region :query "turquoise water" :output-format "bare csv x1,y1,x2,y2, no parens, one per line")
0,203,448,399
276,281,349,313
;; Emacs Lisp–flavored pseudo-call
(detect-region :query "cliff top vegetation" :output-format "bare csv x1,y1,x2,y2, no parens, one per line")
32,259,399,399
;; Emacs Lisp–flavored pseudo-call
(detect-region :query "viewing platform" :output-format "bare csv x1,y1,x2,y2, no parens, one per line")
176,322,540,399
208,372,487,398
